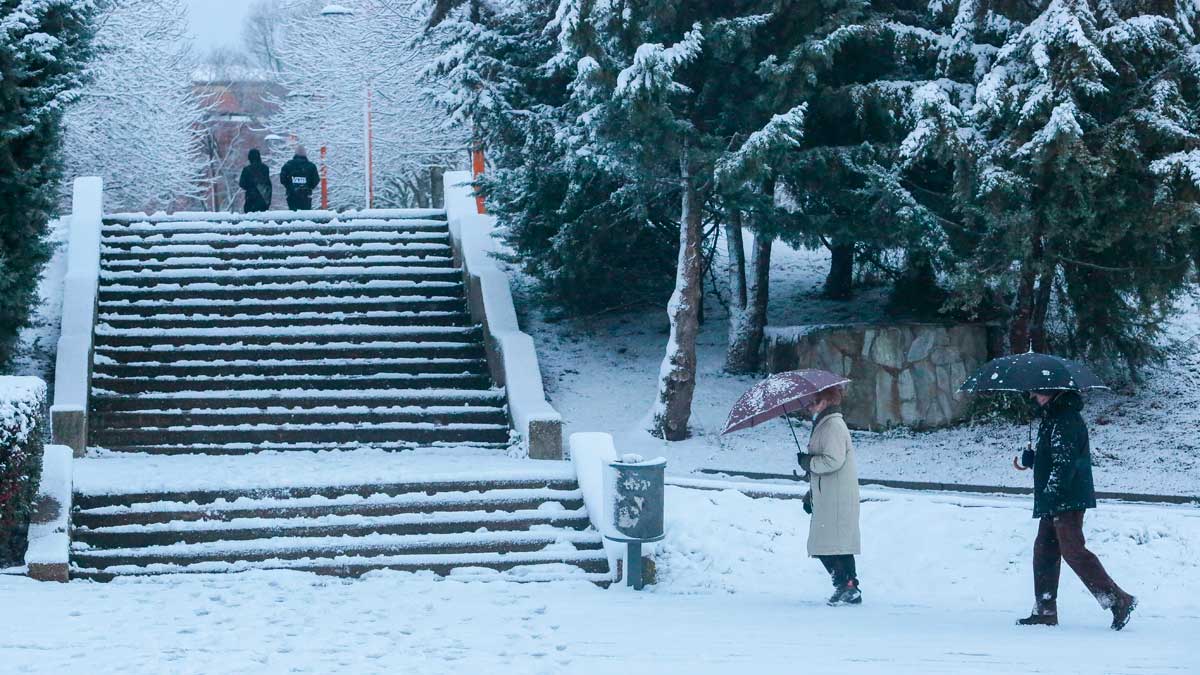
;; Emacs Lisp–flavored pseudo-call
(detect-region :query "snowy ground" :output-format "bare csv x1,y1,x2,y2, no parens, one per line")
513,243,1200,497
2,484,1197,674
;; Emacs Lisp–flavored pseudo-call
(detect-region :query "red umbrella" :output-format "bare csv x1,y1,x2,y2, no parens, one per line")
722,369,851,435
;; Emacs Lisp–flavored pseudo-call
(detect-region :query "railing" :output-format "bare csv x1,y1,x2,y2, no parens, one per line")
50,177,103,457
443,171,564,460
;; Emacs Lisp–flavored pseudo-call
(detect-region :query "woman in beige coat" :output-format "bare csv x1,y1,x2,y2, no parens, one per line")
798,386,862,605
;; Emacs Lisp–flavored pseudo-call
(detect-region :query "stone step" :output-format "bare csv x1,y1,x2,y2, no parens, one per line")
92,371,494,394
92,357,489,379
102,210,447,226
74,487,584,527
97,282,465,302
101,231,450,251
101,243,453,262
73,509,591,549
98,296,467,317
101,219,449,237
74,477,578,510
93,342,487,363
92,406,508,430
91,388,506,413
90,422,512,447
101,254,458,271
71,530,604,570
93,325,482,348
96,311,472,330
70,549,612,581
88,440,512,455
99,266,463,287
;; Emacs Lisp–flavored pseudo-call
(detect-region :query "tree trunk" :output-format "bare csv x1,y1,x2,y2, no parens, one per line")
1010,220,1048,354
651,149,704,441
726,228,772,374
726,211,747,309
1030,268,1054,354
824,240,854,300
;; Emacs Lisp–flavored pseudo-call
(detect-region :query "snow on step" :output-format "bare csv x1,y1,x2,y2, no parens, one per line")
70,450,610,582
89,213,510,456
103,208,447,224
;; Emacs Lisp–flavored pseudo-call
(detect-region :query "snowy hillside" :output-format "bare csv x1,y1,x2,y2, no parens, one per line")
514,243,1200,496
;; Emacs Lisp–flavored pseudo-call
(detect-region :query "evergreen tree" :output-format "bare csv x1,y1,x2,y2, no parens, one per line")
0,0,96,362
910,0,1200,370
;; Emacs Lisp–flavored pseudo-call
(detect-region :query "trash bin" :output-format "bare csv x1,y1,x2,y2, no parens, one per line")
605,455,665,589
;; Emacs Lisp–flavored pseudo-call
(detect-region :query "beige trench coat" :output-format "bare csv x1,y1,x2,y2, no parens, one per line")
806,412,861,556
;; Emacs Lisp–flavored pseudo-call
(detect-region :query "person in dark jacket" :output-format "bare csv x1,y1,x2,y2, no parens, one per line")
1016,390,1137,630
279,146,320,211
238,149,272,213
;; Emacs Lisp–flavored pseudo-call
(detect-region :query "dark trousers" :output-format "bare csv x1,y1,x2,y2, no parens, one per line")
1033,510,1127,611
817,555,857,587
286,193,312,211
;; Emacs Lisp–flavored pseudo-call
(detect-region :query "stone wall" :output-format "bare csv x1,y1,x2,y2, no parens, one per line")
761,323,991,430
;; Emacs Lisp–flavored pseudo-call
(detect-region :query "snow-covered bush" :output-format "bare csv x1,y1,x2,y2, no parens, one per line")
0,377,48,565
0,0,96,364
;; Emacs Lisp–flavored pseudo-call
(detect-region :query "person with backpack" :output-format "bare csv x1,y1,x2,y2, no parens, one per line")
238,149,272,213
280,146,320,211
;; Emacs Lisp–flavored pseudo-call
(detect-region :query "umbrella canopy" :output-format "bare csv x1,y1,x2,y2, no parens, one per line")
723,369,851,435
958,352,1107,393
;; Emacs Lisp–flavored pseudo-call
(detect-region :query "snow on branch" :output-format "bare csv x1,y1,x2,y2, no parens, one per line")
614,24,703,100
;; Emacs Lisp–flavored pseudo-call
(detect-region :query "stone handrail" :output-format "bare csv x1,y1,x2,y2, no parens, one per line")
50,177,103,457
443,171,563,460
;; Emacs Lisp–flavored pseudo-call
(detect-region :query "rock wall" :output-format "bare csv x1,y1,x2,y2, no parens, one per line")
761,323,991,430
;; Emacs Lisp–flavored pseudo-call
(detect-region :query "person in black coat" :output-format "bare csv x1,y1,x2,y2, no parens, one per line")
1016,390,1137,630
238,149,272,213
279,146,320,211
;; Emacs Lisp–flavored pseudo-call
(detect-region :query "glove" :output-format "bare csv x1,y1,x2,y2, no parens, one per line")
802,489,813,515
797,452,813,472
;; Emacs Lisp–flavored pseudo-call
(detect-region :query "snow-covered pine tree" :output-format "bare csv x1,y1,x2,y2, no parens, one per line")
0,0,96,362
913,0,1200,369
760,1,961,305
61,0,207,212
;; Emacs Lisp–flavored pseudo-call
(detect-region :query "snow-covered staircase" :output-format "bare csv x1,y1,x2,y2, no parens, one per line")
90,211,511,453
69,465,609,582
72,211,608,583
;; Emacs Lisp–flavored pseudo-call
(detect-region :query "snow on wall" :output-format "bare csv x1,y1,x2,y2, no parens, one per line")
569,432,622,572
51,178,102,451
443,171,563,458
23,445,72,575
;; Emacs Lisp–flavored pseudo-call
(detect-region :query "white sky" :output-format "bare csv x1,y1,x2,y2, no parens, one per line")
186,0,254,54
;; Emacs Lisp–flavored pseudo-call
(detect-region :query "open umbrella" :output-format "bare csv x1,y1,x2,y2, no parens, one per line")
958,352,1107,393
958,352,1107,471
723,369,850,451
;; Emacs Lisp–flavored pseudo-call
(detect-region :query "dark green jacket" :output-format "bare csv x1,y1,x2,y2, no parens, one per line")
1032,392,1097,518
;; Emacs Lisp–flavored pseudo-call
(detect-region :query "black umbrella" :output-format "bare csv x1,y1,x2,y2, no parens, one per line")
958,352,1108,394
959,352,1107,472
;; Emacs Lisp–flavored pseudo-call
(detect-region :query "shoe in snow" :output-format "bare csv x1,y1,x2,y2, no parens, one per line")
828,580,862,606
1016,612,1058,627
1111,595,1137,631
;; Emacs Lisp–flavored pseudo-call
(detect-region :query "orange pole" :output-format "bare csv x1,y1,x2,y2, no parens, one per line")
471,145,486,214
320,145,329,209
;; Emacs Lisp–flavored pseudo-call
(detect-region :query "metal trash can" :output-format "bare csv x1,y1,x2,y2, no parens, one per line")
604,455,665,589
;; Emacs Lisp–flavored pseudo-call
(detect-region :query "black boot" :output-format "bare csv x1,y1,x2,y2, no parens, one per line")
1110,594,1137,631
1017,602,1058,627
828,578,862,606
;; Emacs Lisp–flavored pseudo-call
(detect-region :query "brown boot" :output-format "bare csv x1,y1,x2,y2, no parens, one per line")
1110,594,1137,631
